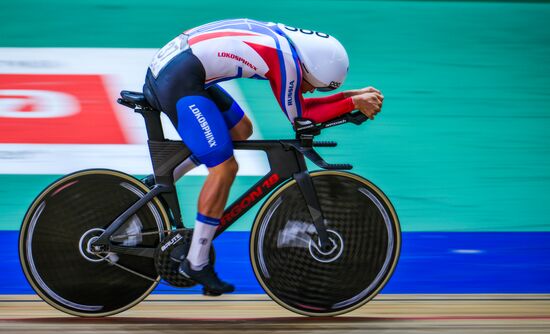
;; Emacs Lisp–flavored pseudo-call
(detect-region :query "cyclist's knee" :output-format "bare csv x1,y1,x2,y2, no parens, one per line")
209,156,238,179
242,116,253,139
230,115,253,141
223,157,239,177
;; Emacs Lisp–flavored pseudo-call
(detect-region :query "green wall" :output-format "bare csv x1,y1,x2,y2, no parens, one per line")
1,0,549,231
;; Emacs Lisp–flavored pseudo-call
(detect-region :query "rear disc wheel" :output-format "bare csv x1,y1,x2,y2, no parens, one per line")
19,169,170,317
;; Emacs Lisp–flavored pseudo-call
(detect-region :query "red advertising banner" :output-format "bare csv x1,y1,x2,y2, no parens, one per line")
0,74,127,144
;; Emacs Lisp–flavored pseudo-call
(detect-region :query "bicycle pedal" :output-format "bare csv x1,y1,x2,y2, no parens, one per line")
202,288,222,297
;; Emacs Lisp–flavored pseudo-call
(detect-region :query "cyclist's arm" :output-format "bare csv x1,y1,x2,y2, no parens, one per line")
342,86,382,97
267,52,359,123
301,86,385,122
301,93,355,123
303,92,350,105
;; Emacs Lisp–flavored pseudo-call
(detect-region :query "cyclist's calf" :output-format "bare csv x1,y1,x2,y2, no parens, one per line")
198,157,239,217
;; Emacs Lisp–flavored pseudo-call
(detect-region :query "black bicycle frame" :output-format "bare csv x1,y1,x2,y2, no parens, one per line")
92,94,367,255
216,139,308,237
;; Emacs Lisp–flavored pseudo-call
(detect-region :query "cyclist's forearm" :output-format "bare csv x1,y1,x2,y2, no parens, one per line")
343,86,382,98
343,90,358,98
302,96,355,123
304,92,347,106
343,89,366,98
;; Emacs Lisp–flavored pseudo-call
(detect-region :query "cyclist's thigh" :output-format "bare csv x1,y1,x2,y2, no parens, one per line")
206,84,245,130
176,95,233,168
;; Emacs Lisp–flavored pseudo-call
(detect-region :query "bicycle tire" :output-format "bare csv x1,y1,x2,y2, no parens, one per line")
19,169,171,317
250,171,400,316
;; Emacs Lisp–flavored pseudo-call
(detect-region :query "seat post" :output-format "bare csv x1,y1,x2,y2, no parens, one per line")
136,108,165,141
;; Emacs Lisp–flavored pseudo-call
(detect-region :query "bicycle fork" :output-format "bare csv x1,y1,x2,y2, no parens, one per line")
293,171,333,251
288,134,353,252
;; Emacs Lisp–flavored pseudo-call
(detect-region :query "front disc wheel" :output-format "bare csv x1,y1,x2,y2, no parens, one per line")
250,171,401,316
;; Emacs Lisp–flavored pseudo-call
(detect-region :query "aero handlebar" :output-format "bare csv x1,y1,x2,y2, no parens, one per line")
293,111,367,137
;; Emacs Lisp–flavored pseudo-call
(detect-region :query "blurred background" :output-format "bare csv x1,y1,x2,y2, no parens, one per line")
1,0,549,295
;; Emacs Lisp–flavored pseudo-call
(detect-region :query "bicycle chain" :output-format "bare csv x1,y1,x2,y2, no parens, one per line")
99,227,193,286
97,253,162,284
109,227,191,241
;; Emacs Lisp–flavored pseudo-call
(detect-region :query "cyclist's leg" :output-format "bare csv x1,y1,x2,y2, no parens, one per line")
175,94,236,250
174,95,236,293
145,51,235,293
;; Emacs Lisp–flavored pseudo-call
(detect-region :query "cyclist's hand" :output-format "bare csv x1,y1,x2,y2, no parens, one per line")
351,91,384,120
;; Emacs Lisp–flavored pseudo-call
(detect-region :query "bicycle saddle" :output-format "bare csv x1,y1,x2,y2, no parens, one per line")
119,90,153,110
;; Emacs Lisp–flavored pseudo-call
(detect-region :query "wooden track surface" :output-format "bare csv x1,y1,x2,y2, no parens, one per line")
1,294,549,333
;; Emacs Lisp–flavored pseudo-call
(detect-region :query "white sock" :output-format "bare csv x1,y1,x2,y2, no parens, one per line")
186,215,220,270
173,155,200,181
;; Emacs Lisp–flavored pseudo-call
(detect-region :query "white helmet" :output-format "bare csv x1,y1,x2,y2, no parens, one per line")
278,23,349,91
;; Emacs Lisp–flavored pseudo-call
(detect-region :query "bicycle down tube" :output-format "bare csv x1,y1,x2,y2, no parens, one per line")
214,140,305,237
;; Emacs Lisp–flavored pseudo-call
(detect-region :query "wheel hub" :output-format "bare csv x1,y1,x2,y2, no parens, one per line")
78,228,107,263
309,229,344,263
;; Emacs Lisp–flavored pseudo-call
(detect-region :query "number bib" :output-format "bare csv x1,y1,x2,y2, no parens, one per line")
149,34,189,78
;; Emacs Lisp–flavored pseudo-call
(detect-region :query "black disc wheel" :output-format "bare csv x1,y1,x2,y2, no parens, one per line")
19,169,170,317
250,171,401,316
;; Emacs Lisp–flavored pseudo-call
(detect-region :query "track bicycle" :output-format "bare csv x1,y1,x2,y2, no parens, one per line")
19,90,401,317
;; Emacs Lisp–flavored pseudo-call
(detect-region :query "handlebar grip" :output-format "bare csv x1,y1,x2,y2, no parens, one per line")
348,111,368,125
313,141,337,147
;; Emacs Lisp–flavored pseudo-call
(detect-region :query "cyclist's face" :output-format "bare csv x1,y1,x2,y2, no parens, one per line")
301,79,316,94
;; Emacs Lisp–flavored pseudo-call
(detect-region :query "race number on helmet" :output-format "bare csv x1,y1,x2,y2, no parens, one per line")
278,24,349,91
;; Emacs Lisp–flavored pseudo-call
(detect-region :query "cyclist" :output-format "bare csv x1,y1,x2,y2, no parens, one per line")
142,18,384,295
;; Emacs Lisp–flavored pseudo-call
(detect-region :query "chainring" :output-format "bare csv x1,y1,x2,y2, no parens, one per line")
154,230,215,288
